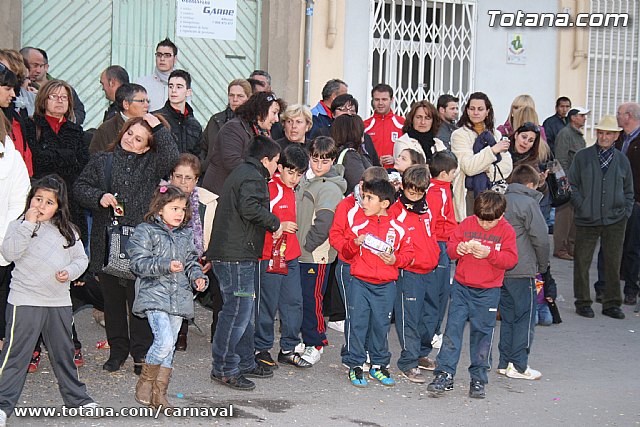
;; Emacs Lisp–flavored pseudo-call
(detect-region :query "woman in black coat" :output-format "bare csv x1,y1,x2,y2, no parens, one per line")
74,114,179,374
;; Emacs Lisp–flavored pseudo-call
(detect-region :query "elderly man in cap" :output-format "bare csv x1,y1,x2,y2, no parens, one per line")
569,115,634,319
553,107,589,260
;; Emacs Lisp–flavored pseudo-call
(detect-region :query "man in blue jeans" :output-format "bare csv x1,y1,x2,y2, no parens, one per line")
206,136,283,390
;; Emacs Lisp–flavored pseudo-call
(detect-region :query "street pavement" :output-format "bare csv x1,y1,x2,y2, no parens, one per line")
10,240,640,426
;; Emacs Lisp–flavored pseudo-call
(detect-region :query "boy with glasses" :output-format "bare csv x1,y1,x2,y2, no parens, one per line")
136,38,179,111
295,137,346,365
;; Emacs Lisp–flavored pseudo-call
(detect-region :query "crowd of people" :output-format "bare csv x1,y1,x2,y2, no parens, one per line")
0,37,639,423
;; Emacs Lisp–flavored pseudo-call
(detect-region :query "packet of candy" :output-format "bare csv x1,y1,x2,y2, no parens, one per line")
362,233,393,255
96,340,110,349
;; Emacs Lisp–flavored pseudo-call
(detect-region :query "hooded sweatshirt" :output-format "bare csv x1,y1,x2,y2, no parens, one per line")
426,178,458,241
296,165,347,264
261,173,302,261
329,192,367,263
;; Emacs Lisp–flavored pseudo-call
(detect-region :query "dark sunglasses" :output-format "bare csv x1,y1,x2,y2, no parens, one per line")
518,122,540,134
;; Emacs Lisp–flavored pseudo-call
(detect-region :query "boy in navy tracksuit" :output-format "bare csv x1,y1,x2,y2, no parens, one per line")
423,152,458,368
498,165,549,380
254,145,313,370
329,166,389,359
427,191,517,399
389,165,441,384
340,179,414,388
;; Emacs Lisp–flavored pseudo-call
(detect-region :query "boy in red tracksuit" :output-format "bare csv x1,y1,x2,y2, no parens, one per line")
427,190,517,399
389,165,441,384
329,166,388,357
254,145,312,370
425,152,459,362
340,179,414,388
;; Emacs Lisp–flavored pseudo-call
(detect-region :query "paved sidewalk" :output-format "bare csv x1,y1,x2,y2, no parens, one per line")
9,239,640,426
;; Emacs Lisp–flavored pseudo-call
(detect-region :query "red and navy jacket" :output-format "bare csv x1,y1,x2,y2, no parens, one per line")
447,216,518,289
329,193,367,263
261,173,301,261
341,213,414,284
364,111,404,166
389,199,440,274
426,179,458,242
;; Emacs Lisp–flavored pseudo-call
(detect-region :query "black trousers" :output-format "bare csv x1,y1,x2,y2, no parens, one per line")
99,273,152,361
0,264,13,341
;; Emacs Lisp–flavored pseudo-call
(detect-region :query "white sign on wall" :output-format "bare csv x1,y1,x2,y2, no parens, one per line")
507,33,526,65
176,0,237,40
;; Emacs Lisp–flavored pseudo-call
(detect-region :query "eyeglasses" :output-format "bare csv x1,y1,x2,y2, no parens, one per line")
155,52,174,59
48,94,69,101
336,106,357,114
172,174,196,183
130,98,150,104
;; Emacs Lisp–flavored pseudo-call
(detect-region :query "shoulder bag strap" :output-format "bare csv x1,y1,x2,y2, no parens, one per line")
105,152,114,193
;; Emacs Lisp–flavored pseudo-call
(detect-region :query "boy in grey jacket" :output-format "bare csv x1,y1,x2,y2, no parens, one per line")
498,165,550,381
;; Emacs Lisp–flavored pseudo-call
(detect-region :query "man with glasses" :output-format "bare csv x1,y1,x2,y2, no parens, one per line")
19,47,86,125
308,79,348,138
135,38,180,112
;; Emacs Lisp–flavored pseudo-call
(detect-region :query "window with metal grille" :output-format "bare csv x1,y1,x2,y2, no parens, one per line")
586,0,640,137
369,0,476,116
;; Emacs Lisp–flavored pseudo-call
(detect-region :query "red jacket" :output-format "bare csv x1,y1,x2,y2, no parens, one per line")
447,216,518,289
329,193,367,263
426,179,458,242
261,173,301,261
389,199,440,274
364,111,404,166
342,213,414,284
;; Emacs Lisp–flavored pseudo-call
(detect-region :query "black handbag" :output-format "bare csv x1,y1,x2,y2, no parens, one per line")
545,159,572,207
490,164,508,194
102,154,136,280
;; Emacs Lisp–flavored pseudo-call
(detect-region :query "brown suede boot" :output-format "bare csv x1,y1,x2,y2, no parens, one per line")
135,364,160,406
151,367,173,410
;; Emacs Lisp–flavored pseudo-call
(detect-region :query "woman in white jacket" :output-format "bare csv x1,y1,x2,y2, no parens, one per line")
0,132,31,349
451,92,512,221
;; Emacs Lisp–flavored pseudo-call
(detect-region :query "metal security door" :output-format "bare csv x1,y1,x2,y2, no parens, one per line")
369,0,476,116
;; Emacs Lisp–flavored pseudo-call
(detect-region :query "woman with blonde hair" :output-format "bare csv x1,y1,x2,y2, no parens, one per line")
277,104,312,150
498,94,536,137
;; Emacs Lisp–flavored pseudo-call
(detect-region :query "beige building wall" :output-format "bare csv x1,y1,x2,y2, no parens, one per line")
0,0,22,50
556,0,590,108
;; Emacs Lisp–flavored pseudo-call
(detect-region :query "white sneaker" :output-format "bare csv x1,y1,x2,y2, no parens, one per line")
0,408,6,427
327,320,345,333
80,401,101,418
431,334,443,349
294,342,306,354
301,346,323,365
496,362,511,376
506,364,542,380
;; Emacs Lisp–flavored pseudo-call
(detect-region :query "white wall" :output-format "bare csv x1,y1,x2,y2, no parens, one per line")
342,0,371,113
474,0,559,123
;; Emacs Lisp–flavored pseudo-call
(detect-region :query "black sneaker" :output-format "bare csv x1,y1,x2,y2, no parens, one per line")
278,351,313,368
427,372,454,397
469,379,485,399
242,364,274,378
102,358,126,372
255,351,279,370
211,373,256,390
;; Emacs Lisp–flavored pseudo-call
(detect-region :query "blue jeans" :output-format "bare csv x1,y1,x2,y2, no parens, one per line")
211,261,257,378
145,310,183,368
434,241,451,335
394,269,439,372
342,278,395,368
536,300,553,326
497,278,535,373
435,281,500,384
255,259,302,352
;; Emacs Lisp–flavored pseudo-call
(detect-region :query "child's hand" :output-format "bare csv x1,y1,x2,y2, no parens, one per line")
194,277,206,292
202,261,212,274
170,260,184,272
25,207,40,223
456,242,470,256
378,252,396,265
280,221,298,234
380,154,394,166
273,224,284,239
55,270,69,283
354,235,365,246
471,244,490,259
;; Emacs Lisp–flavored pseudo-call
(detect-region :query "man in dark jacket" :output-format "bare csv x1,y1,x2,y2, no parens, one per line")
153,69,202,157
542,96,571,153
208,136,283,390
569,115,634,320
